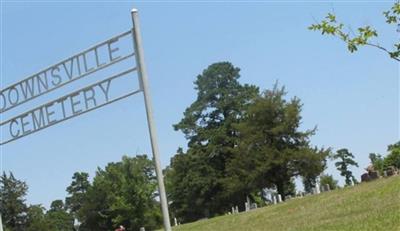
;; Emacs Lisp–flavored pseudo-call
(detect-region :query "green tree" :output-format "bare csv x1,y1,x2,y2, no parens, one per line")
170,62,259,221
320,174,338,190
45,200,74,231
49,200,65,212
384,141,400,169
0,172,28,231
25,205,52,231
309,2,400,61
65,172,90,221
228,85,329,200
333,149,359,186
78,155,161,231
166,148,218,222
369,153,384,174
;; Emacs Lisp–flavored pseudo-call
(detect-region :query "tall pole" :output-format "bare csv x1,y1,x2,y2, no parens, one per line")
0,213,3,231
131,9,172,231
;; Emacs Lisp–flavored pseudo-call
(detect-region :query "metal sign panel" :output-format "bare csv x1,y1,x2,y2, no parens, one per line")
0,29,139,145
1,68,140,145
0,30,134,113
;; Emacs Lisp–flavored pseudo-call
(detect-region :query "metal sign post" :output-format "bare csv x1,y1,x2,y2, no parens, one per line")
131,9,172,231
0,213,3,231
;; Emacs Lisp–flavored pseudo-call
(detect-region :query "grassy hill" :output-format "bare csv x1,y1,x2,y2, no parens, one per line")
172,175,400,231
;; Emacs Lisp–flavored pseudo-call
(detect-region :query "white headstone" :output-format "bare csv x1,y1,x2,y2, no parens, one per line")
316,183,321,194
174,217,178,226
325,184,330,191
246,196,251,211
235,206,239,213
74,220,81,231
277,194,282,203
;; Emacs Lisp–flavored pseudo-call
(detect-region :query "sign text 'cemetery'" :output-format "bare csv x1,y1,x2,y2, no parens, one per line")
0,30,139,145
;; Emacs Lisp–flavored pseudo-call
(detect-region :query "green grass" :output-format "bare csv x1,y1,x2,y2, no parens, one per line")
172,176,400,231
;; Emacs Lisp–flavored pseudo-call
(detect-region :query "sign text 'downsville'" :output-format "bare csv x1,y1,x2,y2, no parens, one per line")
0,30,140,145
0,31,134,113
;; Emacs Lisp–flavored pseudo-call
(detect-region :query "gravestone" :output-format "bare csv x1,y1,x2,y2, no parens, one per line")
277,194,282,203
315,183,321,194
325,184,330,191
369,171,379,180
386,166,398,176
361,173,370,182
272,196,277,204
312,188,317,194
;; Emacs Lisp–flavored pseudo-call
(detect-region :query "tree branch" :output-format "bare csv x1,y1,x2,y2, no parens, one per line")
366,43,400,61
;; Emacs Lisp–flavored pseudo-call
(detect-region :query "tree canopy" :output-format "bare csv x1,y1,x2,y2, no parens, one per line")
1,155,162,231
167,62,329,222
65,172,90,219
0,172,28,231
320,174,339,190
333,149,359,186
169,62,259,221
384,141,400,169
226,85,329,200
78,155,162,231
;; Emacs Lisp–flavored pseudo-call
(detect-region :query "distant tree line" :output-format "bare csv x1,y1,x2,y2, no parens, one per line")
0,155,161,231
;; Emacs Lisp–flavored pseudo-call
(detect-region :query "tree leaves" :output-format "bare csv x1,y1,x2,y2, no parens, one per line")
0,172,28,231
384,141,400,169
333,149,359,186
230,84,329,199
168,63,329,221
309,2,400,61
77,155,161,231
384,2,400,24
169,62,259,221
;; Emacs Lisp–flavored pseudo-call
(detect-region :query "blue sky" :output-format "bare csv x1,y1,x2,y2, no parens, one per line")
1,1,398,208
